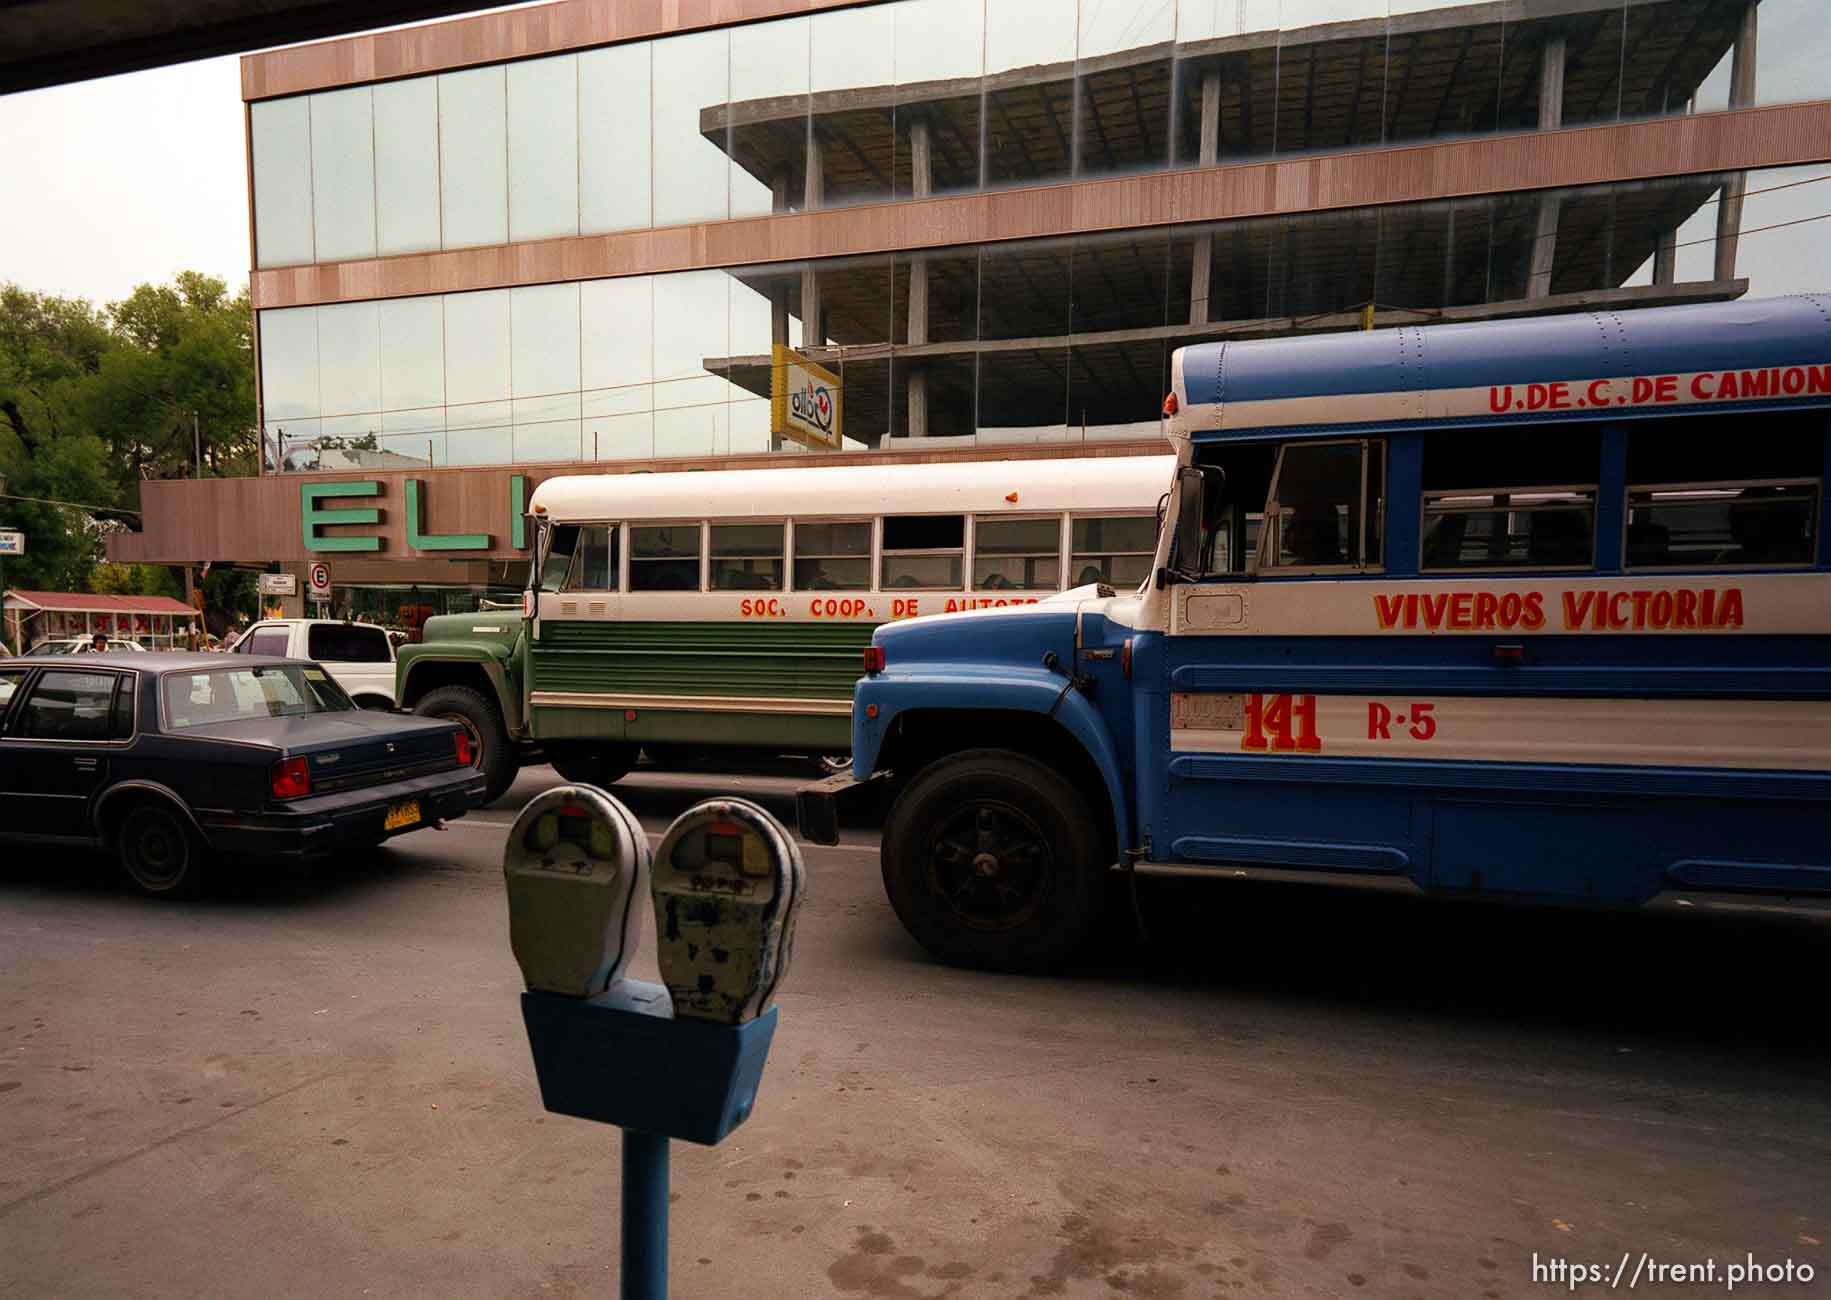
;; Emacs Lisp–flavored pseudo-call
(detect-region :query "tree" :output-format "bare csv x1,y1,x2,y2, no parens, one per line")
0,274,258,630
0,286,119,591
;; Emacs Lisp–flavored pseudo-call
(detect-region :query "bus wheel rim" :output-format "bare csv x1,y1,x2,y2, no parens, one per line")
923,799,1052,933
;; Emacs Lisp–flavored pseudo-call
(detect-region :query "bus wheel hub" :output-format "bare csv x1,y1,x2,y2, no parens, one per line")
972,851,1000,877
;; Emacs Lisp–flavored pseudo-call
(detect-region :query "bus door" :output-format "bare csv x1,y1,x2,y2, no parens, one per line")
1155,438,1414,876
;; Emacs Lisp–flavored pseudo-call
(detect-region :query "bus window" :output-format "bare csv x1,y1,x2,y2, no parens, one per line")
1421,489,1597,570
711,523,785,590
882,515,964,590
1261,439,1384,571
630,524,702,591
1626,484,1817,569
793,521,871,590
1070,515,1155,587
563,525,617,590
1624,416,1821,569
1420,426,1599,571
539,524,580,592
973,517,1060,590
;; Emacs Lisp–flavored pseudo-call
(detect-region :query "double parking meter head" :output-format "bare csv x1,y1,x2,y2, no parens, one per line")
651,798,805,1025
504,785,650,997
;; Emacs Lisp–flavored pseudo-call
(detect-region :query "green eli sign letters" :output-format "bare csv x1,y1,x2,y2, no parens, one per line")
302,476,530,553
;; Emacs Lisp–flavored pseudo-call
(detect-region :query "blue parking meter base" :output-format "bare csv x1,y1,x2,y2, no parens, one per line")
520,980,778,1145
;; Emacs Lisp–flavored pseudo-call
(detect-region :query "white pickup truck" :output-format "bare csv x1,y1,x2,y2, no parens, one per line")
230,618,397,709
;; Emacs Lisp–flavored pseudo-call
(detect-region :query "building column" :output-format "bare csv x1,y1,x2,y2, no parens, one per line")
906,118,932,437
1715,1,1759,281
769,167,792,450
800,133,824,351
1652,226,1678,285
1528,35,1566,299
1189,69,1222,325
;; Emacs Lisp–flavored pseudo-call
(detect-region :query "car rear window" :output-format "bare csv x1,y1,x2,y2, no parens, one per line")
161,665,353,729
307,623,392,663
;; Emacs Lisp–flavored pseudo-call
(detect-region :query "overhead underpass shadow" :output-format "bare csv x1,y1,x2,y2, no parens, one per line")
1104,871,1829,1063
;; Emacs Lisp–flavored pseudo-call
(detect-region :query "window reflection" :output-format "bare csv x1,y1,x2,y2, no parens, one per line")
374,78,440,255
508,56,580,242
653,29,730,226
439,66,509,248
580,44,652,233
310,87,376,262
251,98,313,268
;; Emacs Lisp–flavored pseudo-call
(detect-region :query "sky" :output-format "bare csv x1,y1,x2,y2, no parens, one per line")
0,56,250,305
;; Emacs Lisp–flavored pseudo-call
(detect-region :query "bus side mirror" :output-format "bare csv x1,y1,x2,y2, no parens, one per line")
1171,465,1209,573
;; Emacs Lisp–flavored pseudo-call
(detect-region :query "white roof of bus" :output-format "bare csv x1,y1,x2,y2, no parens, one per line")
530,455,1175,522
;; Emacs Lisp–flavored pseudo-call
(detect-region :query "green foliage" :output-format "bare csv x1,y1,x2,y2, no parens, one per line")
0,273,257,626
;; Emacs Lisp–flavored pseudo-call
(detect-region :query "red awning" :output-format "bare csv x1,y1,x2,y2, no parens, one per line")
3,590,197,616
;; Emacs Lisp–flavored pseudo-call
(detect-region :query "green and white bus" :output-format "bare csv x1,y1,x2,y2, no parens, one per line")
397,455,1173,800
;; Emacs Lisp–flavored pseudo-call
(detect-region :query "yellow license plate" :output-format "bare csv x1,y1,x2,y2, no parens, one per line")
383,799,421,831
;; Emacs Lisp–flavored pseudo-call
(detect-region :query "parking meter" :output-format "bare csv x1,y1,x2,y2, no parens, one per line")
504,784,650,997
650,798,806,1025
511,792,803,1300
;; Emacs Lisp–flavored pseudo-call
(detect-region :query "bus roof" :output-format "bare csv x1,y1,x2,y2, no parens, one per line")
529,454,1175,523
1169,294,1831,442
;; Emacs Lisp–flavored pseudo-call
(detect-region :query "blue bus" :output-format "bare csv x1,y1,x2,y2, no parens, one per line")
798,296,1831,971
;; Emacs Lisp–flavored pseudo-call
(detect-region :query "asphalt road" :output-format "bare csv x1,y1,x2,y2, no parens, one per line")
1,762,1827,1299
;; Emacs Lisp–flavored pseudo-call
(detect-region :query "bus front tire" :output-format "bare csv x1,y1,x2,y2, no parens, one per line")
549,743,639,788
881,749,1106,973
416,685,517,804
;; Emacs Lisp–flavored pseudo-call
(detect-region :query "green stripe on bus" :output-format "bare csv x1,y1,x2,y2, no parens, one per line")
531,619,875,699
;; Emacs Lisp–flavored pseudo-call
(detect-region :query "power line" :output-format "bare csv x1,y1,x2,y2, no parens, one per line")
0,492,140,516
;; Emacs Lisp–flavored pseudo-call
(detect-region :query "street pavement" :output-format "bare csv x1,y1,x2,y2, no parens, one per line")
1,762,1827,1299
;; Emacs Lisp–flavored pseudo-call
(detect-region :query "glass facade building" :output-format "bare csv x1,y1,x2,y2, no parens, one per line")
240,0,1828,476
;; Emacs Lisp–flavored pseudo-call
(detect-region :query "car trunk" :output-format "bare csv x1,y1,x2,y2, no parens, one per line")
178,712,462,796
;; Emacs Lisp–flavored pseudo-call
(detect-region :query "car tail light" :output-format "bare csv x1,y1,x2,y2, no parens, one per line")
523,589,534,619
1121,637,1133,679
863,646,886,674
271,757,311,800
454,730,474,766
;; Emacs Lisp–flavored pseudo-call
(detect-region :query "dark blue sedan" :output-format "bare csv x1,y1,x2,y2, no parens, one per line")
0,653,487,897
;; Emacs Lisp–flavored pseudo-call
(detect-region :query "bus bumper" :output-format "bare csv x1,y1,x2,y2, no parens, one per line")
795,770,887,846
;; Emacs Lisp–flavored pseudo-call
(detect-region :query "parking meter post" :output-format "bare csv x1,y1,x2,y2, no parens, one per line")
621,1129,670,1300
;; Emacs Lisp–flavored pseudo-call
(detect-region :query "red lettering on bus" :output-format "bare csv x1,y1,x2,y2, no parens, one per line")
1473,592,1500,629
1674,589,1698,628
1374,593,1406,629
1650,590,1675,628
1448,592,1473,629
1489,386,1513,413
1809,364,1831,395
1367,701,1392,740
1718,587,1744,629
1692,372,1715,399
1630,590,1653,629
1655,375,1677,402
1420,593,1450,630
1562,591,1594,630
1521,591,1546,630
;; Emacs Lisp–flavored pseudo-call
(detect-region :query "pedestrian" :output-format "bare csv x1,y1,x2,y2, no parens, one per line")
89,632,108,653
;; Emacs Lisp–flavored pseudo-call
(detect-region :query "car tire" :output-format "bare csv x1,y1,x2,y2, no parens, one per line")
880,749,1108,973
416,685,517,804
549,743,639,788
115,801,208,899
